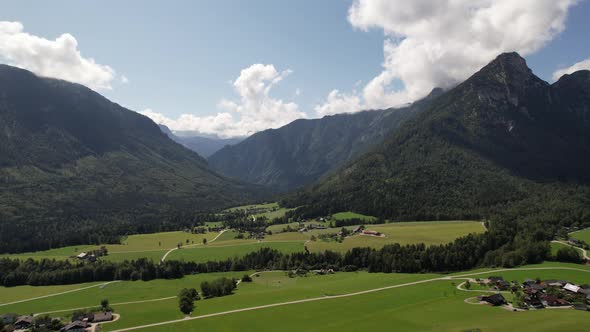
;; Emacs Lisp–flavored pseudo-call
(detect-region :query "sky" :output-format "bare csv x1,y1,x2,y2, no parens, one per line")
1,0,590,138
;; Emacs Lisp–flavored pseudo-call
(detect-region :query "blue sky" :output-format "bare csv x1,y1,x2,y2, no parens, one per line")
1,0,590,137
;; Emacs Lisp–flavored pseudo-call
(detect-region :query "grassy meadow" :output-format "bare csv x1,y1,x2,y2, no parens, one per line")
1,263,589,332
571,228,590,243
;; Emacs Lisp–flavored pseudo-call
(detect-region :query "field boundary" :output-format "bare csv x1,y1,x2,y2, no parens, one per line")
0,281,121,307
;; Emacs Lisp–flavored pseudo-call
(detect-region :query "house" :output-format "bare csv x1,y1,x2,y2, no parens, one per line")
587,294,590,305
362,230,381,236
60,321,88,332
545,280,567,288
564,283,581,293
92,312,113,323
14,316,33,330
76,252,87,260
495,280,511,291
574,304,589,311
524,295,544,309
14,316,33,329
525,283,545,292
522,278,536,286
487,276,504,284
352,226,363,234
540,295,570,307
481,294,506,306
1,314,18,325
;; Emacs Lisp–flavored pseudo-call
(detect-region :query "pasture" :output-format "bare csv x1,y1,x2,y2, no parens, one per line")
332,211,377,221
167,241,305,263
571,228,590,244
1,263,589,332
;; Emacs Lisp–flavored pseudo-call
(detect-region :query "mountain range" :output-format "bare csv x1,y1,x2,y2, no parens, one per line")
283,53,590,222
208,89,443,192
158,125,242,158
0,65,262,252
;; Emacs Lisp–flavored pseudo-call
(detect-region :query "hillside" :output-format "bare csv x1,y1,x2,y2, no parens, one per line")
208,90,442,192
159,125,242,157
284,53,590,223
0,65,263,253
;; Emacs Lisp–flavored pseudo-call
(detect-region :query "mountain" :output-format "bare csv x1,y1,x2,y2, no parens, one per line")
284,53,590,221
158,125,242,157
208,89,442,192
0,65,263,253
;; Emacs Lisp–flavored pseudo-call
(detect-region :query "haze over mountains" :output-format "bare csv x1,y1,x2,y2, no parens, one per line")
158,124,243,158
0,65,262,252
284,53,590,221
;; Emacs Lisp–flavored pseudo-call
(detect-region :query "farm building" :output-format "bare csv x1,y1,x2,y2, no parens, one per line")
14,315,33,330
92,312,113,323
60,321,88,332
540,295,570,307
481,294,506,306
564,283,581,293
361,230,381,236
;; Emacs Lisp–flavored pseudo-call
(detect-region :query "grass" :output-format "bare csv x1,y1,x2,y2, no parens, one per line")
166,242,306,263
3,262,588,332
307,220,484,252
255,207,294,221
571,228,590,244
0,231,218,262
332,211,377,221
224,202,278,212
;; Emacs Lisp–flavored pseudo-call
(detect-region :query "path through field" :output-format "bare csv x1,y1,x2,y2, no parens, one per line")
0,281,121,307
108,266,590,332
551,240,589,260
161,230,228,262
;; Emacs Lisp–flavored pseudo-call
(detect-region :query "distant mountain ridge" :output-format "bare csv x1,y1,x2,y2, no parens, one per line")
158,125,243,157
284,53,590,221
208,89,443,192
0,64,263,253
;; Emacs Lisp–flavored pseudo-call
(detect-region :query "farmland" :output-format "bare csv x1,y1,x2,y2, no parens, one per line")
1,221,485,264
1,263,589,332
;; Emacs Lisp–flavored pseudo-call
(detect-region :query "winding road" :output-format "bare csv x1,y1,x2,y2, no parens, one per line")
161,230,228,262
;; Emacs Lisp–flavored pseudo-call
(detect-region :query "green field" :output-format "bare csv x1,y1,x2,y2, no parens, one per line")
167,242,306,263
0,231,219,262
307,220,485,252
571,228,590,244
332,211,377,221
1,263,589,332
224,202,278,212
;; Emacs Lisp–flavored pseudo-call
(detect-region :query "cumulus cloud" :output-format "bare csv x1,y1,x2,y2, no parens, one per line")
553,57,590,81
316,0,577,114
0,21,116,90
141,64,305,138
314,90,362,117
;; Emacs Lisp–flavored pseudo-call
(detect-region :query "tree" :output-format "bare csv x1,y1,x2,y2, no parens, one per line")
241,274,252,282
202,238,207,245
555,247,583,263
179,296,194,315
178,288,199,316
464,280,471,290
100,299,109,311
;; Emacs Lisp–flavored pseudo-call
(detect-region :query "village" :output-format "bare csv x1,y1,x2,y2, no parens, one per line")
472,275,590,312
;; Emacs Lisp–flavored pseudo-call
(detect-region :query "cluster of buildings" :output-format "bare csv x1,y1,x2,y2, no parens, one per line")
479,276,590,311
1,312,113,332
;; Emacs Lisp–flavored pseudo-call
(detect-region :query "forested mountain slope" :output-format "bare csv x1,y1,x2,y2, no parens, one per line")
0,65,262,253
209,90,442,192
284,53,590,224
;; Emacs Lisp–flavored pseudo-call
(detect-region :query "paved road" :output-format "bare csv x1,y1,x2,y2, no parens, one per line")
109,266,590,332
0,281,121,307
551,240,589,260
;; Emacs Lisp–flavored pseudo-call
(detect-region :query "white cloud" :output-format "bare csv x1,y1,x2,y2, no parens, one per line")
553,57,590,81
0,21,116,90
121,75,129,84
141,64,305,138
317,0,577,113
314,90,362,117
